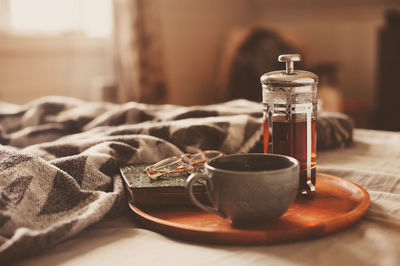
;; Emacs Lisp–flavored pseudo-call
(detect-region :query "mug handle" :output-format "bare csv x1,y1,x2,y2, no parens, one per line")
186,173,226,218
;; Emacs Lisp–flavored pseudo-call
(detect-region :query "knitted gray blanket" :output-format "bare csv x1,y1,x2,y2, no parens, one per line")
0,96,352,263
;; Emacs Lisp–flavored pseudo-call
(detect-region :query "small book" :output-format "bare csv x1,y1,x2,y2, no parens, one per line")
120,164,208,207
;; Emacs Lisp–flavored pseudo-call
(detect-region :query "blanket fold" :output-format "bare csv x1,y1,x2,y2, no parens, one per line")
0,96,352,263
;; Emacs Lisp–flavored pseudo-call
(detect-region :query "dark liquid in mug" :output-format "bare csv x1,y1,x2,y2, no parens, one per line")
264,120,316,196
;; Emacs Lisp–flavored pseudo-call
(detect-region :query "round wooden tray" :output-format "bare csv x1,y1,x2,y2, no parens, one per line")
128,173,370,245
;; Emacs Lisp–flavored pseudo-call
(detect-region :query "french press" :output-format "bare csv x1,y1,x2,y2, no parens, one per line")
261,54,318,197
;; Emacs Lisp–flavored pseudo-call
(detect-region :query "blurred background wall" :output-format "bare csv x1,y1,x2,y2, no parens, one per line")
0,0,399,129
156,0,399,129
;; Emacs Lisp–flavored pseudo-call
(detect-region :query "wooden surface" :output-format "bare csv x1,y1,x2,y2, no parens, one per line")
128,173,370,245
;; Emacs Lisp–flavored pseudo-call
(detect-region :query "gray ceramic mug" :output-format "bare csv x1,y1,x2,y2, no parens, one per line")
186,153,299,227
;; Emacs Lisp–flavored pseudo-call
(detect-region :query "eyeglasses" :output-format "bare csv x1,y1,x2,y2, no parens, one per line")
145,150,224,179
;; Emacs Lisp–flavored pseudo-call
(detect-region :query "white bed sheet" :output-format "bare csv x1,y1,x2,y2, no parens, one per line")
15,129,400,266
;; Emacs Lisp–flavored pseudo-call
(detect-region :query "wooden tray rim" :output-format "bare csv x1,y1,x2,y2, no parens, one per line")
128,173,370,245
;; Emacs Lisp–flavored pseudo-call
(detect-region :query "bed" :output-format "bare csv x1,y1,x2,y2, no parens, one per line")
0,96,399,265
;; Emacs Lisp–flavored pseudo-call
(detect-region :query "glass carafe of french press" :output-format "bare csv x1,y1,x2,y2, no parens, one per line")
261,54,318,197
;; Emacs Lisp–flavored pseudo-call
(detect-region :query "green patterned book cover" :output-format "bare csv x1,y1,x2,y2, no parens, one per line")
120,164,207,207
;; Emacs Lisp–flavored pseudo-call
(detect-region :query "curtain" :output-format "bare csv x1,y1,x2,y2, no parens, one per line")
113,0,167,103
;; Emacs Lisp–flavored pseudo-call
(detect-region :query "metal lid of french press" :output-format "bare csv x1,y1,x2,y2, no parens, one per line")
260,54,318,86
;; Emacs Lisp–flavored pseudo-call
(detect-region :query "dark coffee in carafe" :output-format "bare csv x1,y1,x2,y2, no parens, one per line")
261,54,318,197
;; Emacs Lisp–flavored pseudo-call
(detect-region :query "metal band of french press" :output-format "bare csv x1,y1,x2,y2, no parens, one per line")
291,103,315,192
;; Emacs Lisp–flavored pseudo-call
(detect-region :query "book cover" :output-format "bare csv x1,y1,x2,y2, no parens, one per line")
120,164,208,207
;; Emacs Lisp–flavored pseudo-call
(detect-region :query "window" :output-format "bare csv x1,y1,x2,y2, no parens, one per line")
0,0,114,104
1,0,112,38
